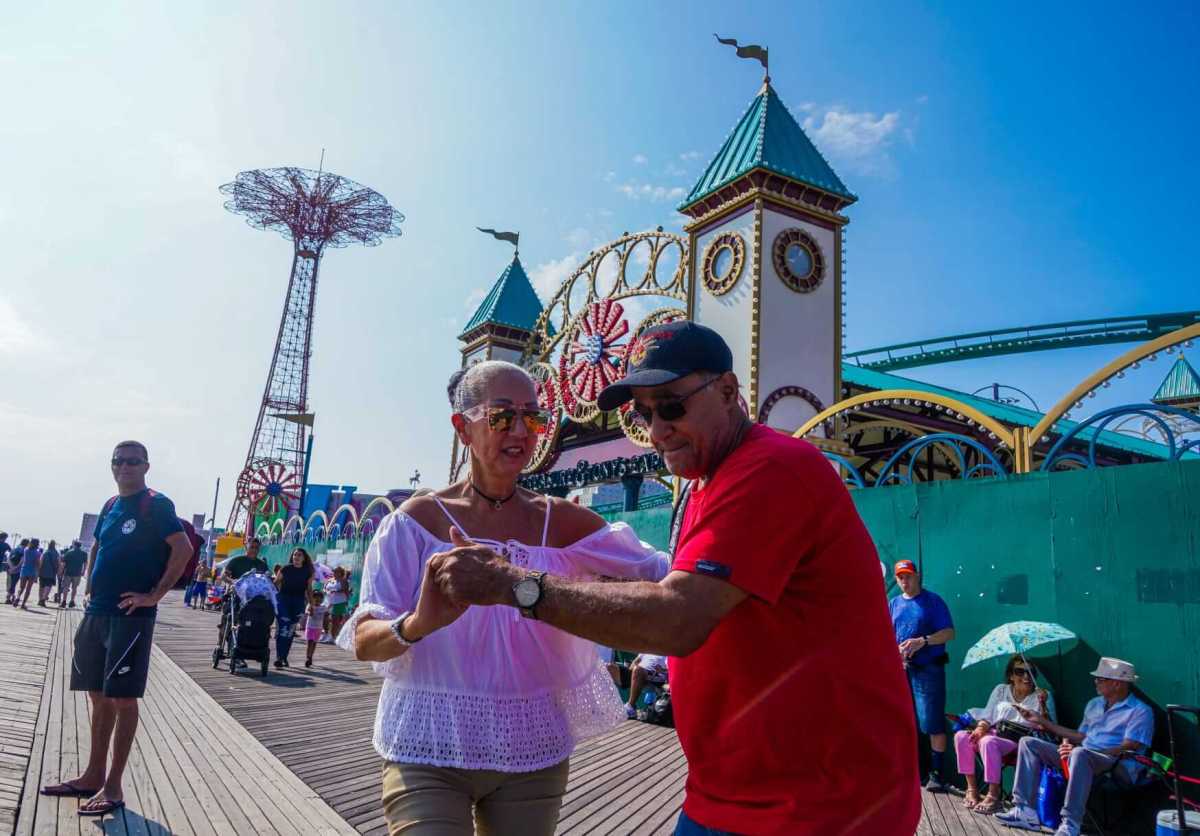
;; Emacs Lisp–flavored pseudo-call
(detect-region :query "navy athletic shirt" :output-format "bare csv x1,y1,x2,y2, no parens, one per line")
87,489,184,617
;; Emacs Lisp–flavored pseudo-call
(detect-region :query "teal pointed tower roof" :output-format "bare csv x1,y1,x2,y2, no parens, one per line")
1151,354,1200,406
681,83,855,210
460,256,544,339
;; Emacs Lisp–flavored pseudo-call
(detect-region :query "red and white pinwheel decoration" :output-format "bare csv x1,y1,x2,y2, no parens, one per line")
245,463,301,517
558,299,630,415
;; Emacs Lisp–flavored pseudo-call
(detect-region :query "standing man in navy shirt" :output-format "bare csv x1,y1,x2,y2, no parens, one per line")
40,441,193,817
890,558,956,791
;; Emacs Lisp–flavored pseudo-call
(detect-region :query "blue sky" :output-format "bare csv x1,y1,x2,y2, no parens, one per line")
2,2,1197,537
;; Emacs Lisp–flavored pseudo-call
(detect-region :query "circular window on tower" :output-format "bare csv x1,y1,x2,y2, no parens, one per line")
772,227,825,293
701,232,746,296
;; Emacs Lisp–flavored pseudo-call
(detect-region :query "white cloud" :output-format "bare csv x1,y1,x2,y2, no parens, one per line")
0,297,46,355
663,161,688,178
679,150,702,161
615,181,686,202
565,227,593,248
632,153,648,165
529,252,584,302
463,286,487,312
801,107,903,177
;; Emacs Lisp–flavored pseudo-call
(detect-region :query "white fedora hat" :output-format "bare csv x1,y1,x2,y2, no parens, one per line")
1091,657,1138,682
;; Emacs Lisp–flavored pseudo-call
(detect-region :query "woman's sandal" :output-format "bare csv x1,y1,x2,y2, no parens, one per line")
973,795,1001,815
962,788,982,810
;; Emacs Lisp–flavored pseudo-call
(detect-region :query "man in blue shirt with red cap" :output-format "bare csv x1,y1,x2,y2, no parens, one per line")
890,558,956,791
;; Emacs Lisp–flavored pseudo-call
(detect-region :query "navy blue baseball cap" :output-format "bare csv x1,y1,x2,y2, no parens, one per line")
597,321,733,411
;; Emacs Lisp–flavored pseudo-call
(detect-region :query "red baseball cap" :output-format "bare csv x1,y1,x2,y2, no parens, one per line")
894,560,917,576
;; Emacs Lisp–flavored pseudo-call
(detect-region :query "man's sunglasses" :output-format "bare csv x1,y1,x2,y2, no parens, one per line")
111,456,146,467
632,376,720,425
463,405,551,435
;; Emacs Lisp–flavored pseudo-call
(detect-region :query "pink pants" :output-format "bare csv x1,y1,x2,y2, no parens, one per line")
955,730,1018,784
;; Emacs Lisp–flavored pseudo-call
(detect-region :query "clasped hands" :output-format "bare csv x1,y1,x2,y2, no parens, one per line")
405,527,523,639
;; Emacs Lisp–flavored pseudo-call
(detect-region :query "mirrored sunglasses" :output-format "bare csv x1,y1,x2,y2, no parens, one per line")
464,405,551,434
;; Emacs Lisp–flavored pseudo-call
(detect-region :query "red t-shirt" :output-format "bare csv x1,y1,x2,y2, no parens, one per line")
670,425,920,835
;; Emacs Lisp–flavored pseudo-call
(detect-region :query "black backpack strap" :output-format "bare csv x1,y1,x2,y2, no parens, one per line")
666,481,693,565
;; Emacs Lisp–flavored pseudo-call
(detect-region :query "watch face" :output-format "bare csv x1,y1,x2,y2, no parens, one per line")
514,578,540,607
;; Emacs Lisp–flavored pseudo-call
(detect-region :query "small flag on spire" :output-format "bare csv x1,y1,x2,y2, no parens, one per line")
714,35,768,74
477,227,520,252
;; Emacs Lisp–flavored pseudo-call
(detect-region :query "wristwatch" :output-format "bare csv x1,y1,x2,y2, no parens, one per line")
389,611,421,646
513,571,546,620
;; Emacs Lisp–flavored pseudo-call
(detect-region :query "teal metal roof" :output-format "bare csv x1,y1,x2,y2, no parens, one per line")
682,84,855,209
460,256,544,338
841,362,1195,461
1151,355,1200,405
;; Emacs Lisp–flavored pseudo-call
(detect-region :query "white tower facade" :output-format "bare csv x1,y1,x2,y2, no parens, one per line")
681,81,856,436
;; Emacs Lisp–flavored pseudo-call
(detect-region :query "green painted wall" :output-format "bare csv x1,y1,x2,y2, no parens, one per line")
607,460,1200,762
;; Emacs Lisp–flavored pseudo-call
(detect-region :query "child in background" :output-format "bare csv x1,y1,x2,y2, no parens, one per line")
304,589,329,668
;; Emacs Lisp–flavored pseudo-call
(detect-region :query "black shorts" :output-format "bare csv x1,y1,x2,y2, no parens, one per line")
38,577,56,588
70,614,156,699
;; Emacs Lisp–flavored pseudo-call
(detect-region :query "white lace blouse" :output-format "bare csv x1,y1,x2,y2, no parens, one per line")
336,503,670,772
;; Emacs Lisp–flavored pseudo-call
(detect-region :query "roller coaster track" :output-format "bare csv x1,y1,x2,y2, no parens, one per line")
846,311,1200,371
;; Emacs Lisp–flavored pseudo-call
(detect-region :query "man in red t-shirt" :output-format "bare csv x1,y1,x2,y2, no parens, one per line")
432,322,920,835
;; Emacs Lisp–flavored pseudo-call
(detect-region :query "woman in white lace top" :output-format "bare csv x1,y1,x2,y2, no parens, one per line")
955,654,1057,815
339,361,670,835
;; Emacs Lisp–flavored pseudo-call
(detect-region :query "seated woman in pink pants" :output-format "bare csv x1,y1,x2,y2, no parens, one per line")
955,655,1056,814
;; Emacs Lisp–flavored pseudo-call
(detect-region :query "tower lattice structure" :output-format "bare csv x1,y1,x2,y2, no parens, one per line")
220,167,404,533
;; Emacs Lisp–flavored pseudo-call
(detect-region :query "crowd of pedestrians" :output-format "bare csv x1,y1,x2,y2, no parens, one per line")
3,534,89,610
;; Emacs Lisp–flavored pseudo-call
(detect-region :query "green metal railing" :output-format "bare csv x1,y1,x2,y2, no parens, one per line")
846,310,1200,371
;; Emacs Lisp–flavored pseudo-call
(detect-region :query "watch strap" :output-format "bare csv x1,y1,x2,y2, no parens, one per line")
390,611,419,646
518,571,546,620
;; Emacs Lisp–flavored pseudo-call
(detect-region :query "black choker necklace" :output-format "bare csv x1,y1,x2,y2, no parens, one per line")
470,481,516,510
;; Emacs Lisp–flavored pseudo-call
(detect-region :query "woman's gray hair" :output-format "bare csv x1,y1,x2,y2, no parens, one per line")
447,360,535,414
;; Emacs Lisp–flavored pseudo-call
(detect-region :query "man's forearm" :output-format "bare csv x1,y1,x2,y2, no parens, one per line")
926,628,954,645
83,545,98,594
151,544,194,602
535,577,701,656
1045,722,1084,743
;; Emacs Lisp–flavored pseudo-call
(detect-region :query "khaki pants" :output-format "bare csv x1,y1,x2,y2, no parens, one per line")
381,758,569,836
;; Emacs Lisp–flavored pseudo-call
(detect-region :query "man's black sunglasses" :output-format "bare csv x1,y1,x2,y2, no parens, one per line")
632,376,721,425
111,456,146,467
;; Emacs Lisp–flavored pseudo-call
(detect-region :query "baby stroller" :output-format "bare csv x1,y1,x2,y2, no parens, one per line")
203,582,226,612
211,571,276,676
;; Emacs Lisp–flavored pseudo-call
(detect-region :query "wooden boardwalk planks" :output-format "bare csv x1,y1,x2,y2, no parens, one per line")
3,600,355,836
150,593,1012,836
0,602,55,836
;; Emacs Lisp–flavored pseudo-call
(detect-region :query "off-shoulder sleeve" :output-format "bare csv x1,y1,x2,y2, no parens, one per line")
549,522,670,582
335,512,431,675
981,683,1007,725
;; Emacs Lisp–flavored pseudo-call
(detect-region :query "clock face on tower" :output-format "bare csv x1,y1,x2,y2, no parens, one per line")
772,227,825,293
701,231,746,296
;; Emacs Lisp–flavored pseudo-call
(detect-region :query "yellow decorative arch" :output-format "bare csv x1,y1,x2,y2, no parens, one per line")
305,509,329,534
794,389,1018,450
360,496,397,522
1028,322,1200,444
281,515,305,539
328,503,359,528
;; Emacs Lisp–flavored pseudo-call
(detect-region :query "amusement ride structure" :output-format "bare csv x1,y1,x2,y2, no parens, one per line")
220,166,404,534
242,45,1199,545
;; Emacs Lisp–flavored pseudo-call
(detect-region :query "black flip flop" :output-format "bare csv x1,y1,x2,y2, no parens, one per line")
78,798,125,817
40,781,101,798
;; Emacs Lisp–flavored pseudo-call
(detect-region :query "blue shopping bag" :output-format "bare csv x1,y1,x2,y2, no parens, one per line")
1037,766,1067,828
